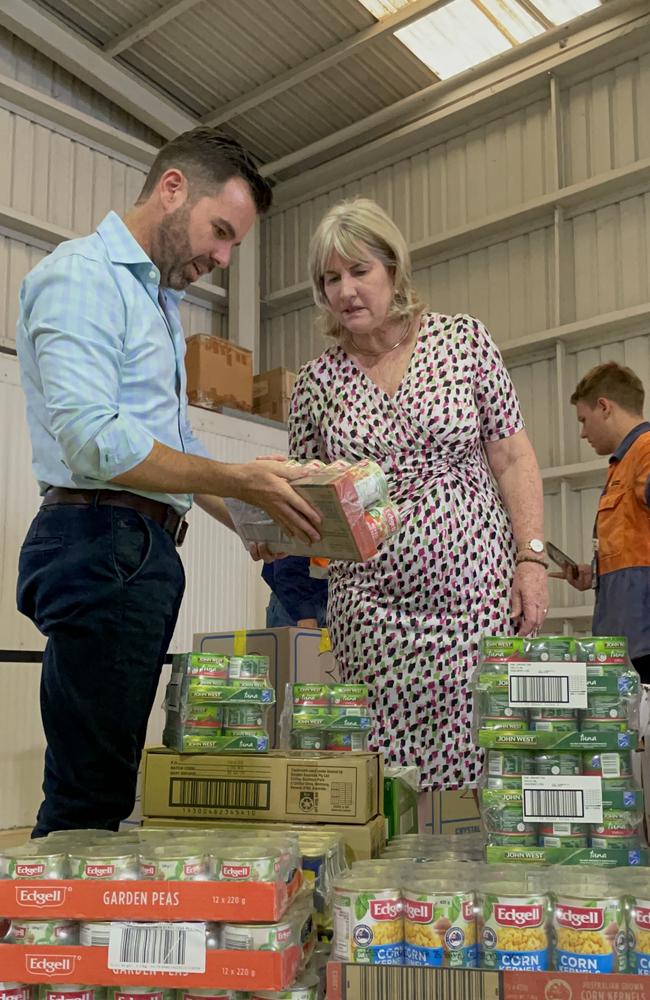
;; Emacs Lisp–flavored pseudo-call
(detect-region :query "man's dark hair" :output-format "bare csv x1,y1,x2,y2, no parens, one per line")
570,361,645,414
137,127,273,214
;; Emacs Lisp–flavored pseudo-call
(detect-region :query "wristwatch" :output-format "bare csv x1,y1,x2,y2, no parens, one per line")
522,538,545,554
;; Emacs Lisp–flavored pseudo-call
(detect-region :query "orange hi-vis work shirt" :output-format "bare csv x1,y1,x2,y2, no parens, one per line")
593,422,650,660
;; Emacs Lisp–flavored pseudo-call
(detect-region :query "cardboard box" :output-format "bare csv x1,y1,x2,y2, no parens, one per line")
0,943,300,990
326,964,650,1000
142,812,386,863
185,334,253,413
418,788,481,835
253,367,296,424
142,748,383,825
193,626,337,745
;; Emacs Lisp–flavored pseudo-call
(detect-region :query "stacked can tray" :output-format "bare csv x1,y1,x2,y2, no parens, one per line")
473,635,646,866
282,684,371,752
163,652,275,753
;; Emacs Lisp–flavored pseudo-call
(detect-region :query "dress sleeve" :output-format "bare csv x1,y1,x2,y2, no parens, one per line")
288,363,327,462
468,316,524,442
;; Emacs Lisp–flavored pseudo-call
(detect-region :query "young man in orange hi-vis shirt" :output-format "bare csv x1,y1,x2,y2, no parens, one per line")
553,362,650,680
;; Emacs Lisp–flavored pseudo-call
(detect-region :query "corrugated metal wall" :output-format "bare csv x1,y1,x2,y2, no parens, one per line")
0,354,287,828
260,46,650,632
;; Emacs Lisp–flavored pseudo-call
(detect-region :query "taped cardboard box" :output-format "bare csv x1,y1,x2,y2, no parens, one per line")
185,333,252,413
418,788,481,835
142,813,386,863
193,626,336,745
142,747,383,825
253,367,296,424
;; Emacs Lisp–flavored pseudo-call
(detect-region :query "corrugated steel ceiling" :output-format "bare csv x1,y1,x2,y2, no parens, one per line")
35,0,603,176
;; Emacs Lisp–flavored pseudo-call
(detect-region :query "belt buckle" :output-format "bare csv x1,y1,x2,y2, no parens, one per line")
174,517,188,547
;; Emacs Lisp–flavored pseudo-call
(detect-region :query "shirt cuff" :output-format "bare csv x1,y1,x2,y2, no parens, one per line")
72,416,154,480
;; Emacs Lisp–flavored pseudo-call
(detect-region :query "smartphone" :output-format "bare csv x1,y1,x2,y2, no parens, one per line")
547,540,579,578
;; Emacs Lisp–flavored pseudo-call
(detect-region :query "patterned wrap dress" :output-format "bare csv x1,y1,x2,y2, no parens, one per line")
288,313,524,789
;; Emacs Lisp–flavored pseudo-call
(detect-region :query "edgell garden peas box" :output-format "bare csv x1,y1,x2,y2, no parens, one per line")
142,747,383,824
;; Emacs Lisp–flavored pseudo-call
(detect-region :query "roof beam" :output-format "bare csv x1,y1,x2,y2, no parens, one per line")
262,0,647,180
104,0,203,58
201,0,448,128
0,0,196,138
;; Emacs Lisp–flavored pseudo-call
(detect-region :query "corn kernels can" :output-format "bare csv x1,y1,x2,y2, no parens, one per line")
478,887,551,971
628,895,650,974
553,894,626,973
403,884,477,967
333,878,403,964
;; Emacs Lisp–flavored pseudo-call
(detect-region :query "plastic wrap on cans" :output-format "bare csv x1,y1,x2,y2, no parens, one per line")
79,921,113,947
478,882,552,971
403,883,477,967
3,845,68,880
69,848,139,881
38,990,105,1000
246,972,320,999
7,919,79,945
209,848,283,883
139,845,209,881
363,502,400,546
0,988,31,1000
552,880,626,973
108,991,175,1000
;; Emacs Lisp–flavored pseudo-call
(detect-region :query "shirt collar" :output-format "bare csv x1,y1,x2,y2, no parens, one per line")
96,211,185,305
610,421,650,463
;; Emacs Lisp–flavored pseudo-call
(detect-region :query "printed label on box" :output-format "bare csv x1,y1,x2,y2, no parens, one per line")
521,775,603,824
508,662,588,708
108,921,206,974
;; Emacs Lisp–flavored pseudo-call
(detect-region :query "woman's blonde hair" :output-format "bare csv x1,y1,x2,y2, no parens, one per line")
308,197,422,339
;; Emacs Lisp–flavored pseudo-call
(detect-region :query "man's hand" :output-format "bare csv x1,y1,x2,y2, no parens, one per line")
549,563,592,591
247,542,287,563
297,618,318,628
234,460,321,544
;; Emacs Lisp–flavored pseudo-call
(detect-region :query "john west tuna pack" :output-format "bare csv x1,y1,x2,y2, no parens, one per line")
225,458,400,561
473,635,645,866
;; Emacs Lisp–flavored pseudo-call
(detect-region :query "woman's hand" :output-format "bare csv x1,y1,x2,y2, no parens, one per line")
511,560,549,636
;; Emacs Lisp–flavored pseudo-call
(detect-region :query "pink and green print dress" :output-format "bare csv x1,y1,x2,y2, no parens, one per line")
289,313,523,789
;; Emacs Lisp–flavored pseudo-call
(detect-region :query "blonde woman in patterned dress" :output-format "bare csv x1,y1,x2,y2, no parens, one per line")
288,198,548,790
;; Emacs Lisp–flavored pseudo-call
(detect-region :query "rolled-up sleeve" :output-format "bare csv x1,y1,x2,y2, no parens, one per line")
23,254,154,480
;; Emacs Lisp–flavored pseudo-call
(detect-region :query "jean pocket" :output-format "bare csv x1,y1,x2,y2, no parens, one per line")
111,508,152,585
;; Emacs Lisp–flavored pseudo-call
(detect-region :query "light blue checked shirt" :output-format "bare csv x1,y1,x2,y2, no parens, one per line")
17,211,210,515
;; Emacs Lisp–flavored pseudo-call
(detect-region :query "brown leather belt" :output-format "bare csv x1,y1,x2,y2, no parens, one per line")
41,487,188,547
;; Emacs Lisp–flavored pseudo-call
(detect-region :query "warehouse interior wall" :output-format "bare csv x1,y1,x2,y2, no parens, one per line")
0,15,649,825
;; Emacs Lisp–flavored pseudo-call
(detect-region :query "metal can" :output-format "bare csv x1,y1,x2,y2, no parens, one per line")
139,846,208,881
478,885,551,970
69,848,138,881
347,460,389,508
627,894,650,974
248,973,320,999
333,877,404,964
177,652,229,678
222,705,267,728
210,849,282,883
487,751,534,777
582,751,632,780
228,655,269,682
525,637,576,662
292,684,330,707
590,809,643,849
488,833,539,847
39,989,104,1000
553,892,626,973
529,709,578,733
538,824,589,848
403,884,477,967
176,993,233,1000
79,921,113,947
292,731,327,750
8,920,79,945
326,732,367,751
534,753,582,776
585,693,627,719
0,988,31,1000
364,502,401,545
181,704,224,727
220,917,299,951
109,991,174,1000
4,846,68,880
330,685,368,707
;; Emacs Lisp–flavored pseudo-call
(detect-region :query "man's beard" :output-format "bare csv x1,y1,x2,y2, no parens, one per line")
153,205,210,290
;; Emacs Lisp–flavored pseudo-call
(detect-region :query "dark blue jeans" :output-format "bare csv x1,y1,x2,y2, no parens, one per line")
17,502,185,837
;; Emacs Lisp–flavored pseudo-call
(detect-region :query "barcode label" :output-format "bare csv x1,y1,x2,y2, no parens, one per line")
522,776,603,823
524,789,584,818
340,965,500,1000
510,674,568,704
508,662,587,708
169,777,270,810
108,921,206,973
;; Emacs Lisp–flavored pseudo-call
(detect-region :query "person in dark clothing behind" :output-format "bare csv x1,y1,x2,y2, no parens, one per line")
263,556,328,628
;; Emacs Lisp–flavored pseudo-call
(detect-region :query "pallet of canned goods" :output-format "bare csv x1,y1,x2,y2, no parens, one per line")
163,652,275,753
282,684,371,751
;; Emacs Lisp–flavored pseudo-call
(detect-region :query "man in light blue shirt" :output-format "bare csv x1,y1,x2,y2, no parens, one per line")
16,128,320,836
